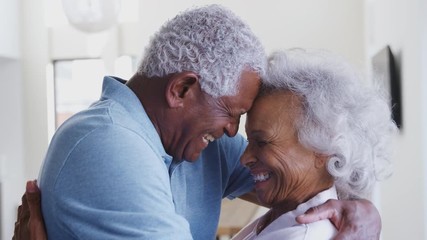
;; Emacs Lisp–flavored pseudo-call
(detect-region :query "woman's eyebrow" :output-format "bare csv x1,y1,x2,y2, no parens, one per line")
247,130,265,137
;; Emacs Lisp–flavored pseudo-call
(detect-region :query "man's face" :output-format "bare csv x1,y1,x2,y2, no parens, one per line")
170,70,261,162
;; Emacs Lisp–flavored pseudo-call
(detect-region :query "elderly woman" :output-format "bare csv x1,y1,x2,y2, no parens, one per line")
232,49,398,239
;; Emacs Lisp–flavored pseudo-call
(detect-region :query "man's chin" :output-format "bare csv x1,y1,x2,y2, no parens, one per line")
169,147,200,162
182,141,207,162
183,149,203,162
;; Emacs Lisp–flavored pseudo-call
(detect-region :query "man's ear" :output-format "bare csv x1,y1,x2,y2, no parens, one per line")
165,72,199,108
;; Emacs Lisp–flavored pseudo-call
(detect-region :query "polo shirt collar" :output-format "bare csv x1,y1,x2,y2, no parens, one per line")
101,76,173,165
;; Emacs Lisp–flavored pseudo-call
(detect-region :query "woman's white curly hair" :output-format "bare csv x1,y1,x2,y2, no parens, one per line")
137,4,266,98
262,49,398,199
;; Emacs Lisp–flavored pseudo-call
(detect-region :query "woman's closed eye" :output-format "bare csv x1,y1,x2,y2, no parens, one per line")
256,140,269,147
247,138,269,148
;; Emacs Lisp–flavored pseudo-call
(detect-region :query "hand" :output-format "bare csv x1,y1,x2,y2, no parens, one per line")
296,199,381,240
12,180,47,240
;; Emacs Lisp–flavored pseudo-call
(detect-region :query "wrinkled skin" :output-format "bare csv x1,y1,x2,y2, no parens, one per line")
12,180,47,240
241,91,334,212
297,198,381,240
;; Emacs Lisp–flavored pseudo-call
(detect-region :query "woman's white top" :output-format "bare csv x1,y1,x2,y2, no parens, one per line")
232,186,338,240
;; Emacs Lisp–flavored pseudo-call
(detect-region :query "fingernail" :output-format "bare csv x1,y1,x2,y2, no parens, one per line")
26,181,36,193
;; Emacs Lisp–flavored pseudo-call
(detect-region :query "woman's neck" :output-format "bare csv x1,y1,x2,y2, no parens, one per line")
256,180,334,234
256,199,300,234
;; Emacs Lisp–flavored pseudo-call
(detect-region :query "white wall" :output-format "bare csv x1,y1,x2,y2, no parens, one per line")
0,59,26,240
0,0,20,58
366,0,426,239
123,0,366,67
423,0,427,236
50,0,365,66
21,0,50,180
0,0,24,239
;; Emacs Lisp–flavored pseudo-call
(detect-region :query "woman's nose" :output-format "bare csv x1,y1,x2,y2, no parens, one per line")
240,147,257,168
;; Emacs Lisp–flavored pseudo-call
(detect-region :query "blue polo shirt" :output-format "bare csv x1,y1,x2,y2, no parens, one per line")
38,76,253,240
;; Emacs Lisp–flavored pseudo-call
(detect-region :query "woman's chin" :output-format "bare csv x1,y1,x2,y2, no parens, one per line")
256,191,273,207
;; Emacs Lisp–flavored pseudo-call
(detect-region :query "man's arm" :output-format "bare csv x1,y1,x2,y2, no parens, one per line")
13,180,47,240
15,184,381,240
296,199,381,240
46,128,192,239
239,192,381,240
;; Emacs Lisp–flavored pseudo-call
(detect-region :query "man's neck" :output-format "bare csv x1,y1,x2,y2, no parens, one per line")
126,73,169,139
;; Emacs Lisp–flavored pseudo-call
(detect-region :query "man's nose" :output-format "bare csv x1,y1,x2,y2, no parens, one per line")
224,122,238,137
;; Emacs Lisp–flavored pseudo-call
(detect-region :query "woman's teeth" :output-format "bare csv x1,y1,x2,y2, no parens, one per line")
203,134,215,144
252,172,271,183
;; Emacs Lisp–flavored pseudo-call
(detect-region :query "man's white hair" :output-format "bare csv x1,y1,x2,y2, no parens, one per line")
262,49,398,199
138,4,266,98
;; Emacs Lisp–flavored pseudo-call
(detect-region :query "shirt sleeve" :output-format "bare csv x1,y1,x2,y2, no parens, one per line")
51,125,193,240
256,221,337,240
219,134,254,199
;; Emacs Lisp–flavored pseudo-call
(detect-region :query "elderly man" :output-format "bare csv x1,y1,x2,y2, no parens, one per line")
13,4,381,240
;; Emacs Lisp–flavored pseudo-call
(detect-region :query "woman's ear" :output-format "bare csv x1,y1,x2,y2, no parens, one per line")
165,72,199,108
314,153,329,169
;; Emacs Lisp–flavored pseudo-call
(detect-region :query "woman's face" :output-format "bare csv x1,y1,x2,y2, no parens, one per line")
240,91,328,208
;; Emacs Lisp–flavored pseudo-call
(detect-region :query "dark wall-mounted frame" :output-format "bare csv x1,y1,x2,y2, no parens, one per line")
372,45,402,129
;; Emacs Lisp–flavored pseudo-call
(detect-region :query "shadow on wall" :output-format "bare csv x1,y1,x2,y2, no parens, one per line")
372,45,402,130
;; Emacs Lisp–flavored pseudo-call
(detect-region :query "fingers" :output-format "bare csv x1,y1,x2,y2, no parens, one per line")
296,199,342,229
13,189,31,240
13,207,22,240
21,192,30,220
26,181,42,217
25,180,47,240
26,180,41,198
16,205,22,222
296,206,333,222
297,199,381,240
